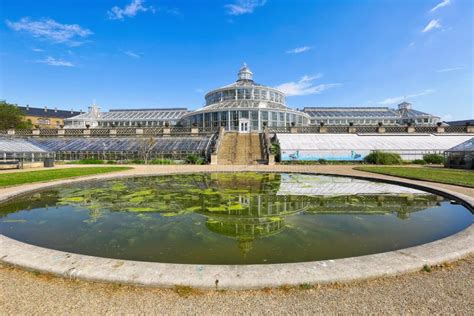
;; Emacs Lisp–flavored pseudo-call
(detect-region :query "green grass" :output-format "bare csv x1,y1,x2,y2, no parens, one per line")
355,166,474,187
0,167,132,188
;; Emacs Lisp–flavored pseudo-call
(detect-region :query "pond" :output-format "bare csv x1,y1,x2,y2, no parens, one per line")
0,173,472,264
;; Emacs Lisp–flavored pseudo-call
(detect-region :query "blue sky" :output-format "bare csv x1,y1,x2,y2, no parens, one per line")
0,0,472,120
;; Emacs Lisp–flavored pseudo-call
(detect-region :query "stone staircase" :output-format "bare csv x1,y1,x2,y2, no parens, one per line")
217,132,265,165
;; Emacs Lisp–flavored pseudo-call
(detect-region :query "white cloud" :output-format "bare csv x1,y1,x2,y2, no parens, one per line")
286,46,311,54
108,0,154,20
225,0,267,15
36,56,74,67
32,48,44,52
437,67,463,72
422,19,442,33
123,50,141,58
6,18,92,46
430,0,451,13
378,89,435,105
275,74,340,96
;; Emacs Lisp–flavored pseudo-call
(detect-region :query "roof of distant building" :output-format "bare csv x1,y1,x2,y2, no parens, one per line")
303,105,439,120
446,119,474,126
109,108,188,112
65,106,189,122
303,107,400,118
18,106,81,119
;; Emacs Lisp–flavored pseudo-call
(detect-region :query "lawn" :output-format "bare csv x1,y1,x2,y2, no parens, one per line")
0,167,132,188
355,166,474,187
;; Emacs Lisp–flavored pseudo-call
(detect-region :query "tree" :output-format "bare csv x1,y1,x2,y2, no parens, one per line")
0,101,32,129
137,136,156,164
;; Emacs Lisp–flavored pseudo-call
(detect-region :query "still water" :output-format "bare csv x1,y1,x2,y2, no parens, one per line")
0,173,472,264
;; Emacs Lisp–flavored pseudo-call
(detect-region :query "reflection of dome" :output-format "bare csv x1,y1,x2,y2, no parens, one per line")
205,217,285,255
196,194,311,218
205,217,285,239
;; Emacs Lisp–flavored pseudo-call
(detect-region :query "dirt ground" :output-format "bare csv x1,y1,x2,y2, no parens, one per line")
0,256,472,314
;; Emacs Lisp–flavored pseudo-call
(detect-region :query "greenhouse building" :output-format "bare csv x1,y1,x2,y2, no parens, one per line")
180,64,310,132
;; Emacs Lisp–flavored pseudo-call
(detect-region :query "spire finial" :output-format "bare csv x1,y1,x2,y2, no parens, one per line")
237,63,253,81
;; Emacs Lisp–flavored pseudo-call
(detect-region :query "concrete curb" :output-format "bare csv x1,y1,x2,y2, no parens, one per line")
0,166,473,289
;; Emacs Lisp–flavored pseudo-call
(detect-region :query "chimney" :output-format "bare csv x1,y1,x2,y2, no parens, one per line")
54,107,58,113
71,108,74,114
44,106,48,112
26,104,29,111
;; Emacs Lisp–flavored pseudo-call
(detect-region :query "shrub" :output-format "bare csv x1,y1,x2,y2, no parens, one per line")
423,153,445,164
75,159,104,164
363,151,402,165
270,143,281,162
411,159,426,165
150,159,173,165
185,154,205,165
129,159,145,164
195,158,205,165
318,158,327,164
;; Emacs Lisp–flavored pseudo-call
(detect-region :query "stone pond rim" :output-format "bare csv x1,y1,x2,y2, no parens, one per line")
0,168,472,289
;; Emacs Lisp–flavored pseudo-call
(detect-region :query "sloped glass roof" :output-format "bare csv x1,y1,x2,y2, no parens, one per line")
28,136,212,153
303,107,400,118
66,109,189,122
446,137,474,152
0,137,49,153
193,100,289,112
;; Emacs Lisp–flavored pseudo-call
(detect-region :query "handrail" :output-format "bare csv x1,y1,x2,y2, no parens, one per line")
261,127,272,162
1,127,221,137
204,132,218,163
231,133,237,163
212,127,225,155
1,125,472,137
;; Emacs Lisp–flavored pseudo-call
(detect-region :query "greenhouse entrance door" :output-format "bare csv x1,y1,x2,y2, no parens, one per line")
239,119,250,133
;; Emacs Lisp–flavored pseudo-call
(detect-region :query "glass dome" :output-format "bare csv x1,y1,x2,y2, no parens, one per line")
181,64,310,132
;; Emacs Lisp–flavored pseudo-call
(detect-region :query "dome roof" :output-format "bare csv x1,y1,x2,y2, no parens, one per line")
237,63,253,82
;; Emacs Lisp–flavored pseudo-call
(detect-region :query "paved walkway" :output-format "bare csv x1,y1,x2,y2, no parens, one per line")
0,164,472,313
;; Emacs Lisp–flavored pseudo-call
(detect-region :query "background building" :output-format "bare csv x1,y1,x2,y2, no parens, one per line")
64,105,188,128
19,105,81,128
304,102,440,126
63,64,442,130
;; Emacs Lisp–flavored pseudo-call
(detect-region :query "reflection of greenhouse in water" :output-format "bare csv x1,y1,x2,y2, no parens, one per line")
201,192,442,250
19,172,445,256
196,174,444,254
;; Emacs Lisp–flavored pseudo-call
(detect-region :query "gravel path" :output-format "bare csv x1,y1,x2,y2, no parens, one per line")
0,256,473,314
